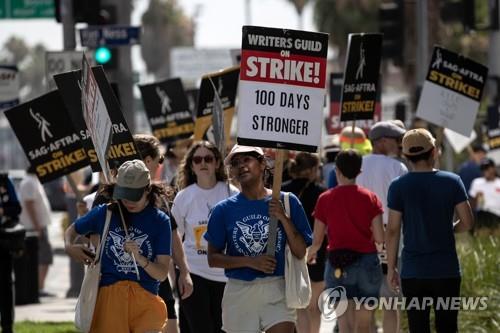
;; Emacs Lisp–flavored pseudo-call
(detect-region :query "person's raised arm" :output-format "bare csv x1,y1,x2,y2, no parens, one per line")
64,223,95,264
124,241,170,281
269,198,307,259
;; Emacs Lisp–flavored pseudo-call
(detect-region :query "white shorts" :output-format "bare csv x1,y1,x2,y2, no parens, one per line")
222,277,296,333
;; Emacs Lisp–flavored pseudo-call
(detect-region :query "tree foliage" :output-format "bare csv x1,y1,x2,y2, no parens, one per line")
313,0,378,59
438,0,489,65
141,0,194,78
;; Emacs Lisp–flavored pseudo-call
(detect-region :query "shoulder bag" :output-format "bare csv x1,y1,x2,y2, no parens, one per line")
75,206,112,333
283,192,312,309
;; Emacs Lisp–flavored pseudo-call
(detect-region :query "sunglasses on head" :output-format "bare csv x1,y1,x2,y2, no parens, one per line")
192,155,215,164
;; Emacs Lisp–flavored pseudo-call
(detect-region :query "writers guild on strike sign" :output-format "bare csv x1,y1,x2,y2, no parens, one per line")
238,26,328,152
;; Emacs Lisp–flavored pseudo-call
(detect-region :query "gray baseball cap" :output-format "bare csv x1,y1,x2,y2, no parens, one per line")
113,159,150,202
369,121,406,141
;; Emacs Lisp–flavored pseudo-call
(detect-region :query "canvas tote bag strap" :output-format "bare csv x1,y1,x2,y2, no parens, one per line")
94,205,112,263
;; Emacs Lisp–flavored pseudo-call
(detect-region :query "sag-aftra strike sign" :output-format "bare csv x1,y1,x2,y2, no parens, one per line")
139,78,194,145
4,91,88,183
237,26,329,152
54,66,140,172
340,33,382,122
416,46,488,136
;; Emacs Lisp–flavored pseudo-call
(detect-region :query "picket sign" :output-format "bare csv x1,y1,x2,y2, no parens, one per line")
266,149,285,256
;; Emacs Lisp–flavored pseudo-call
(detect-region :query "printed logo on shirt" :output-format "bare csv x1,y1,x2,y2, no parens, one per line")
105,227,153,275
193,222,208,254
232,214,283,256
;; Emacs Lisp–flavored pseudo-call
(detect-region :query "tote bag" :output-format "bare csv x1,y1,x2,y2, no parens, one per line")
75,207,112,332
283,192,312,309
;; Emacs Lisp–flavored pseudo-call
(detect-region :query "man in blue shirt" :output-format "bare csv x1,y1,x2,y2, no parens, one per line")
457,144,487,193
386,128,474,333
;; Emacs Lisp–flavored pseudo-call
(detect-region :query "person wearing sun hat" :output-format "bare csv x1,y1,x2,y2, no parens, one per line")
385,128,474,333
64,159,173,332
204,144,312,333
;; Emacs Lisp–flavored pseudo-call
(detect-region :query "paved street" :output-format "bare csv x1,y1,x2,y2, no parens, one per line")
14,212,338,332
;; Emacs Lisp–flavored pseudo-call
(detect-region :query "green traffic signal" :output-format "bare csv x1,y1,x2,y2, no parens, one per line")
95,47,112,64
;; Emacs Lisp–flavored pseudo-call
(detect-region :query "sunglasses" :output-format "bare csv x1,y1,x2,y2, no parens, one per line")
230,155,258,168
192,155,215,164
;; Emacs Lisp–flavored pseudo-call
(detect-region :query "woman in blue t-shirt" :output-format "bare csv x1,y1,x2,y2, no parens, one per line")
64,160,172,332
205,145,312,333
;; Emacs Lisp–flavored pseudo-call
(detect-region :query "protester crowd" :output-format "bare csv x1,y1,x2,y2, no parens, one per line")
1,119,499,333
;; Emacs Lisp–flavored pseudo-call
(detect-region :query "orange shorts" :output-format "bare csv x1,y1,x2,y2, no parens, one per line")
90,280,167,333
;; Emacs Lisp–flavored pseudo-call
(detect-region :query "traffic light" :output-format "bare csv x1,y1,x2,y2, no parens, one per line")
93,5,118,70
378,0,405,66
94,47,118,70
55,0,101,23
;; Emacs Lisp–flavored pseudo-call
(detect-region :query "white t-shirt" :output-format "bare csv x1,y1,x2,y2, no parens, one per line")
172,181,239,282
19,174,52,230
469,177,500,217
84,191,97,211
356,154,408,225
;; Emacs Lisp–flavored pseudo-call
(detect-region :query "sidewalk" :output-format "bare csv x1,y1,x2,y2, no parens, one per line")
15,212,76,322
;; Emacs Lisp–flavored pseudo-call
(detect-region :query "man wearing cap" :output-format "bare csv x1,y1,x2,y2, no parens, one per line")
386,129,474,333
469,158,500,230
354,120,407,333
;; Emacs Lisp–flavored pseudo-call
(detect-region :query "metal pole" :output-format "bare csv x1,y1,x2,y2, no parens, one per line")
102,0,135,132
416,0,428,87
61,0,76,50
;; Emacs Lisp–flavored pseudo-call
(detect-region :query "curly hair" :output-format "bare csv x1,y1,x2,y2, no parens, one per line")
176,141,227,190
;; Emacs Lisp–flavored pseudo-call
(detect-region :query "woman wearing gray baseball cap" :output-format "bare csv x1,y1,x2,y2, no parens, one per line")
64,159,172,332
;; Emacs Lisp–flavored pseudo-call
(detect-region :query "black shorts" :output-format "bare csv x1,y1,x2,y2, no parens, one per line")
158,278,177,320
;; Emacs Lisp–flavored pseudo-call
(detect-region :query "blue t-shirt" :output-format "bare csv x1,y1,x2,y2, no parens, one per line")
458,160,481,193
204,192,312,281
75,204,172,294
387,171,468,279
328,167,338,189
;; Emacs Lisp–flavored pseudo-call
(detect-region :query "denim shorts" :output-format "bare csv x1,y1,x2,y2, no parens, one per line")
324,252,382,300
